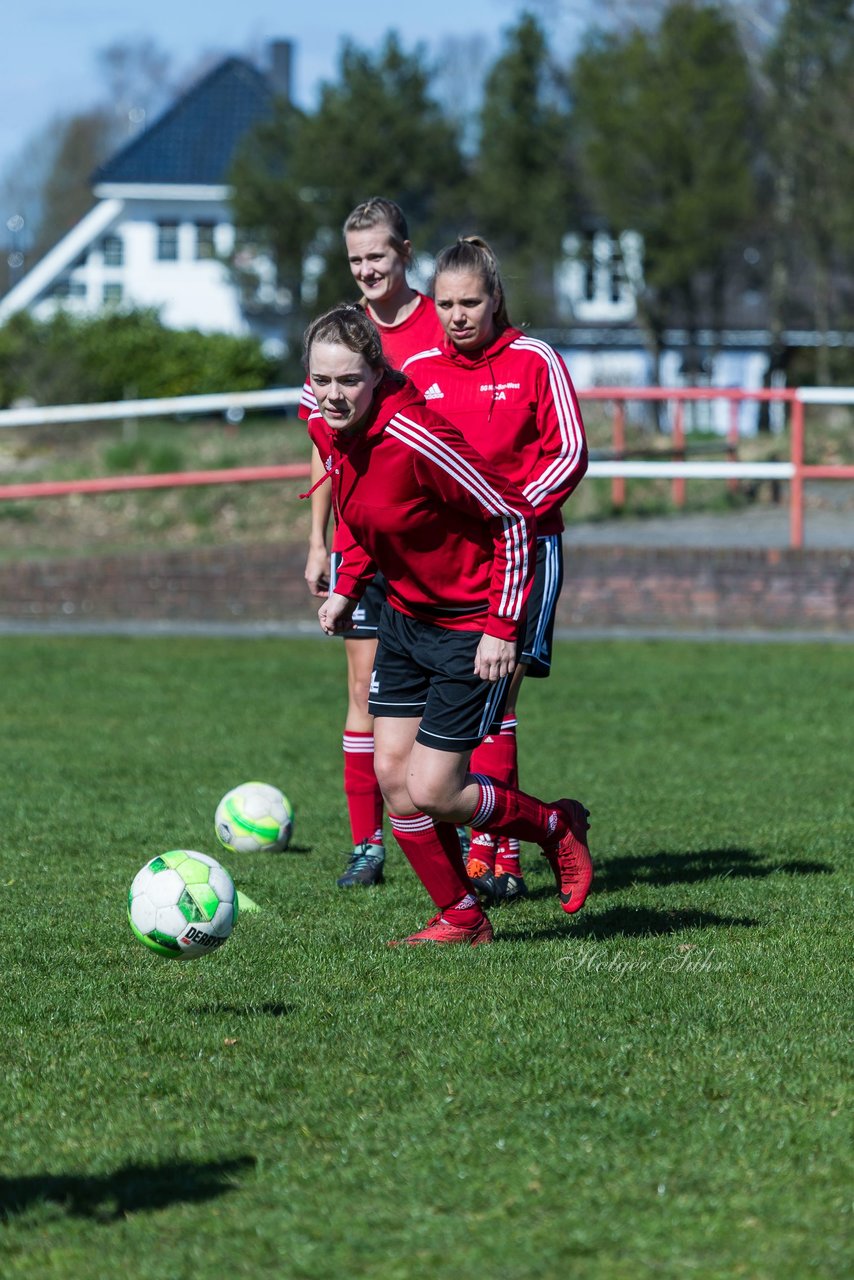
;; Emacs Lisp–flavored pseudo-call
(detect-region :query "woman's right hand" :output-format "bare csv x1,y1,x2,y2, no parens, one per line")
318,593,356,636
305,545,331,597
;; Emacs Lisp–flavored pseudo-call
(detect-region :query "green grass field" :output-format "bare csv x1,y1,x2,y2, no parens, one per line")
0,636,850,1279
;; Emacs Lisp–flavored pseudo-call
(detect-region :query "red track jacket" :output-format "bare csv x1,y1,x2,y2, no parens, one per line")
402,326,588,535
306,376,535,642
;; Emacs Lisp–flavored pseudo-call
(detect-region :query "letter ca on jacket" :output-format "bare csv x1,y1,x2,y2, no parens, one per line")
479,381,521,401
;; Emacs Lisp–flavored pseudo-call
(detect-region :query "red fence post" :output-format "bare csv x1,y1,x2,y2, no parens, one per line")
673,400,685,508
612,400,625,511
727,399,739,494
790,395,805,549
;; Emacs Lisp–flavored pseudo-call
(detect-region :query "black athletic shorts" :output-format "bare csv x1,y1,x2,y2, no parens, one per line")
368,606,514,753
330,553,386,639
521,534,564,678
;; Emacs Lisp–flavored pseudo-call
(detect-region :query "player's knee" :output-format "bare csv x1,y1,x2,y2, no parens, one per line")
407,777,456,821
373,751,407,810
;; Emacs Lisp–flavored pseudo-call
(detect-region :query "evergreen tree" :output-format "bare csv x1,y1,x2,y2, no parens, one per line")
765,0,854,383
571,2,757,383
472,14,577,325
230,33,466,350
293,34,466,309
229,97,318,349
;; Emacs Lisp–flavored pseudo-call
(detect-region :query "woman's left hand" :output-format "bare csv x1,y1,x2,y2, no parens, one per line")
318,592,357,636
474,634,516,683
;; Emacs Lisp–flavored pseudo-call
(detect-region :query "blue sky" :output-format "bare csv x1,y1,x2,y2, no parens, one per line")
1,0,588,187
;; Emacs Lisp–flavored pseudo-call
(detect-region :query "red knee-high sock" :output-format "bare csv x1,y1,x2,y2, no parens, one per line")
343,732,384,847
498,715,522,873
468,717,519,869
470,719,517,810
497,838,523,876
470,717,523,873
389,812,482,918
469,775,563,848
501,716,527,875
503,716,520,791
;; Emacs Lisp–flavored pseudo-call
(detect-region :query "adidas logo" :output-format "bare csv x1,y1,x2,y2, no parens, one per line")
424,382,444,400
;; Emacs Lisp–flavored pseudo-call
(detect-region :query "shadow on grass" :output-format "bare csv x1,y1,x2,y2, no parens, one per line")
0,1155,255,1223
187,1002,296,1018
503,906,759,943
593,847,833,894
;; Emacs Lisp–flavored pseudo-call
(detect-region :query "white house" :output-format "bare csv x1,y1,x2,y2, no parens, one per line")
0,44,293,351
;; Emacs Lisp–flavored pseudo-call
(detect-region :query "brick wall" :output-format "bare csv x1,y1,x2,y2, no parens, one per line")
561,546,853,632
0,544,851,632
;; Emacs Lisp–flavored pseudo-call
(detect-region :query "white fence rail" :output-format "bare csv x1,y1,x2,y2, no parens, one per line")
0,384,851,548
0,387,301,428
587,461,793,479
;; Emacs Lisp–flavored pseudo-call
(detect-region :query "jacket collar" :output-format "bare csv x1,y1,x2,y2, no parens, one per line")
440,324,521,367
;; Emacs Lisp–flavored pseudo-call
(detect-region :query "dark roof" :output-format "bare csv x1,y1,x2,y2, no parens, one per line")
93,57,274,186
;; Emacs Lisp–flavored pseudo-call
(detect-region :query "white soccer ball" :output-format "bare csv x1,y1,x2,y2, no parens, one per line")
215,781,294,854
128,850,237,960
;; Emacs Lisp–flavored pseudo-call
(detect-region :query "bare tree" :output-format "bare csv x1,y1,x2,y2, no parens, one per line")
96,38,174,141
431,35,493,155
1,37,181,292
525,0,787,53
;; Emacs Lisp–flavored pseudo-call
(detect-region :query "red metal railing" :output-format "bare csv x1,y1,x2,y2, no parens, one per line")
580,385,794,509
578,385,854,548
0,464,308,501
0,385,852,549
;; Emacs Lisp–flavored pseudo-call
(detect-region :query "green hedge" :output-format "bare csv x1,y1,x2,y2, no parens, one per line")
0,309,283,407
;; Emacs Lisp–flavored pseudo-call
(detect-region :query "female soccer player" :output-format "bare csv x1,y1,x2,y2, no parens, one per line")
402,237,588,905
303,303,592,946
302,198,444,890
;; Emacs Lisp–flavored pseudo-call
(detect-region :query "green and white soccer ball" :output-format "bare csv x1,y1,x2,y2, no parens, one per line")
128,850,238,960
215,781,294,853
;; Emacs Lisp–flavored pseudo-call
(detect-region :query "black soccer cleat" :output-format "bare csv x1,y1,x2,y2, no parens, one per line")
336,841,386,888
494,872,529,905
466,857,499,907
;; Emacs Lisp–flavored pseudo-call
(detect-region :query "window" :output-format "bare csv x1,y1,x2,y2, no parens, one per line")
51,278,86,299
583,256,595,302
610,259,626,304
102,235,123,266
157,222,179,261
103,282,123,304
196,223,216,259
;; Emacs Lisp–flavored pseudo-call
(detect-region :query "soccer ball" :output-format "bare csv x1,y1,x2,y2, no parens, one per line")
215,781,294,854
128,850,238,960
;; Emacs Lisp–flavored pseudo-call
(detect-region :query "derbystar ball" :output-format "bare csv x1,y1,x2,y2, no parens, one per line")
215,781,294,854
128,850,237,960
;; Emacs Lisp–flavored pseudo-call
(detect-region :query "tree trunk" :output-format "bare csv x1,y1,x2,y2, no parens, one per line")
633,294,666,432
813,256,831,386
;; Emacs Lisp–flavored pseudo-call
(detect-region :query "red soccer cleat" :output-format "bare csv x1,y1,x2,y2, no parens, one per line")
388,912,494,947
543,800,592,914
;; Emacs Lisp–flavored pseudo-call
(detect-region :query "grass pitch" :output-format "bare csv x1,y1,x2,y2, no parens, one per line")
0,635,850,1279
